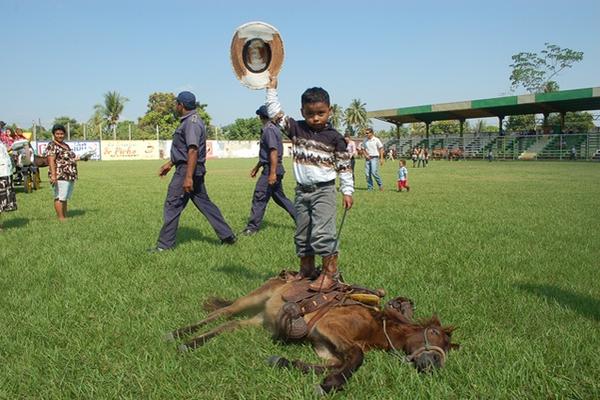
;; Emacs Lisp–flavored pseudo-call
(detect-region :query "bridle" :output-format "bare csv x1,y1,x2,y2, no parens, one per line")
382,318,447,366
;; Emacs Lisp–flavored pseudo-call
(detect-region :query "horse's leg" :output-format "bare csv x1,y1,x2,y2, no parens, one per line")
180,314,264,351
318,345,364,394
167,278,284,340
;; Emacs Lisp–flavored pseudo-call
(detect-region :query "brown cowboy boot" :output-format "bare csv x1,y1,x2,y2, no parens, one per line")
289,255,315,281
309,254,338,291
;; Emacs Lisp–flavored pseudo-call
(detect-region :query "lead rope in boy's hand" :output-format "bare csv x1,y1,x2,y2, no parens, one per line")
333,207,348,282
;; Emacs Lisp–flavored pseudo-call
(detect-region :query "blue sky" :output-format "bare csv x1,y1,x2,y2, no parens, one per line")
1,0,599,130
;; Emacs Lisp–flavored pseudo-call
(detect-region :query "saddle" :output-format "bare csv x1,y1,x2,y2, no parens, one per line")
274,270,386,341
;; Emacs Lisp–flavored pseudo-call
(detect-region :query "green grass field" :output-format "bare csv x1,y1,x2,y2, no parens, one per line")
1,159,599,399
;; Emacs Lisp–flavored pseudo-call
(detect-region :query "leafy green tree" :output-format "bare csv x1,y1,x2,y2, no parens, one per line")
430,120,470,135
94,91,129,131
504,115,537,133
409,123,426,136
473,120,499,133
548,112,594,133
221,117,262,140
329,104,344,131
138,92,212,140
377,125,409,139
509,43,583,93
344,99,368,134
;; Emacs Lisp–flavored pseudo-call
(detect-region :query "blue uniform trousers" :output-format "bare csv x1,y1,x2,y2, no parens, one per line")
157,165,233,249
245,171,296,232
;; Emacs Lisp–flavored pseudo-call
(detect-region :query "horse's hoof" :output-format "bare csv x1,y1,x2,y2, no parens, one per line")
178,344,189,353
266,355,289,368
163,332,175,342
314,384,327,397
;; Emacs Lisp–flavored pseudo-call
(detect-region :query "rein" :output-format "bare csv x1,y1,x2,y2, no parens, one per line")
382,319,446,365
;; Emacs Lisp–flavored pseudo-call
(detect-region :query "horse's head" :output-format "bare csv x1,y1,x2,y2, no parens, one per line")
403,316,458,373
383,303,459,373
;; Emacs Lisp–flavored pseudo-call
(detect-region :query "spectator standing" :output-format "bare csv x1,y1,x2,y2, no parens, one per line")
361,128,384,191
417,147,425,167
0,141,17,230
411,147,418,167
396,160,410,193
344,133,357,179
151,91,236,252
570,146,576,160
241,105,296,235
46,124,84,220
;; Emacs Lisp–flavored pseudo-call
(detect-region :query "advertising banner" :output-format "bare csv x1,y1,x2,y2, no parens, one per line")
100,140,160,160
36,140,101,160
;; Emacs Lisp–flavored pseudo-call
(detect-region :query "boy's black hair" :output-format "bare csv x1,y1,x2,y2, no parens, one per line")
52,124,66,134
301,87,330,106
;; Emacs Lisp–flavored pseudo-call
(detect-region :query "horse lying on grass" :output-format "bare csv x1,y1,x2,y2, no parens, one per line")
166,271,459,394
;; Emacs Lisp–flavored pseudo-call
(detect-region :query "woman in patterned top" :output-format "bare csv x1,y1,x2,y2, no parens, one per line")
46,124,85,220
0,141,17,230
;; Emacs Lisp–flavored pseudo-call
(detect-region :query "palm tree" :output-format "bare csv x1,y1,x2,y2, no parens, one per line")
344,99,368,134
329,104,343,131
95,91,129,131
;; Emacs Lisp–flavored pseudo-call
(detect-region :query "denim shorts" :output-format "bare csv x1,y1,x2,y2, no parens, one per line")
52,180,75,201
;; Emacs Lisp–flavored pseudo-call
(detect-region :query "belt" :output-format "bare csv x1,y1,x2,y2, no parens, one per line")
297,180,335,193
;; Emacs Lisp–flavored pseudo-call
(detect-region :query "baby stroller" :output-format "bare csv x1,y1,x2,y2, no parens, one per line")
11,139,41,193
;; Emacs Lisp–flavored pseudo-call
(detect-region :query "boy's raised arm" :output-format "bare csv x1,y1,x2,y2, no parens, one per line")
266,76,288,132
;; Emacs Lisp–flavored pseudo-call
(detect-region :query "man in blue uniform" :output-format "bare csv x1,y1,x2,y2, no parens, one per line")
242,105,296,235
150,91,236,252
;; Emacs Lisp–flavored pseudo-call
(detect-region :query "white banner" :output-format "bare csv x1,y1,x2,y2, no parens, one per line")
36,140,101,160
100,140,160,160
34,140,291,160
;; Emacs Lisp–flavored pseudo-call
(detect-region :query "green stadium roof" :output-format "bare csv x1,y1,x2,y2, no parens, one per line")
368,87,600,125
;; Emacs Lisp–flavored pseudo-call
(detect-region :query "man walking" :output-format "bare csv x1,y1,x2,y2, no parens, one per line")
242,105,296,235
150,91,236,252
361,128,384,191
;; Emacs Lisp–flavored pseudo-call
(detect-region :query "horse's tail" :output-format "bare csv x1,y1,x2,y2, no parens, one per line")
203,297,233,312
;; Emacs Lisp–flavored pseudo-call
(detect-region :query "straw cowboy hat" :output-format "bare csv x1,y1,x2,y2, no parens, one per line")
230,21,284,90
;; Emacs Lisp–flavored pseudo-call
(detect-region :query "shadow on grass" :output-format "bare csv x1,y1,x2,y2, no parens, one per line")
214,264,275,281
515,282,600,322
1,217,29,229
68,209,97,218
177,227,221,246
259,220,295,230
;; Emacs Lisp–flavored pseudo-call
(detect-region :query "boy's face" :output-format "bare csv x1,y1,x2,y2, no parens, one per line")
301,101,331,132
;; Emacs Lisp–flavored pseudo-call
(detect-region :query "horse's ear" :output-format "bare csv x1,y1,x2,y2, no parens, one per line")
431,315,442,326
442,325,456,336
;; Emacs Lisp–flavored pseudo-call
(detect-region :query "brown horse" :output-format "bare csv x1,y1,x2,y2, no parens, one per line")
432,148,448,160
449,148,464,160
166,273,459,394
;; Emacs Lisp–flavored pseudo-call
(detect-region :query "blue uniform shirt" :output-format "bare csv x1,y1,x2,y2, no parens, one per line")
170,111,206,175
259,121,284,175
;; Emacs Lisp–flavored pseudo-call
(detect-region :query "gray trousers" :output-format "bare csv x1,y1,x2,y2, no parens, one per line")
157,165,234,249
294,184,337,257
245,171,296,232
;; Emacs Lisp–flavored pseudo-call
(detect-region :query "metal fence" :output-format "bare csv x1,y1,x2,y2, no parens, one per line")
384,133,600,161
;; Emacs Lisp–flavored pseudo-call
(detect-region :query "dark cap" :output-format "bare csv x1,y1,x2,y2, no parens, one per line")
256,105,269,119
52,124,66,134
176,91,197,110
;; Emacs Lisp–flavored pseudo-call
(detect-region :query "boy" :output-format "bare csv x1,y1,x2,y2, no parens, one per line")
265,77,353,291
397,160,410,192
